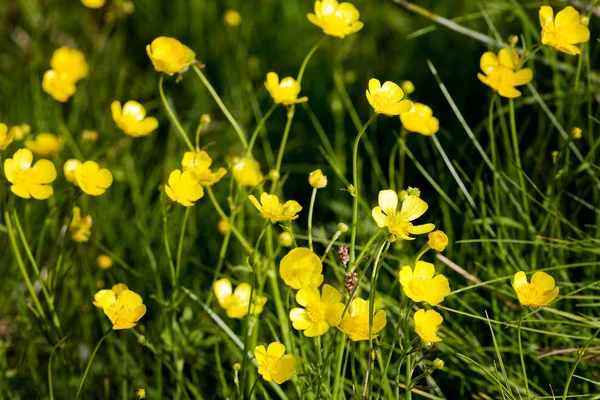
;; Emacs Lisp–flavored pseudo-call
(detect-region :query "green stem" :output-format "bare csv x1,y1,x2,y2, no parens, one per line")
353,230,381,271
320,230,342,262
194,120,203,151
158,75,195,152
562,328,600,400
517,308,530,399
398,128,407,191
308,188,317,251
296,36,326,85
331,334,347,399
76,329,112,397
205,187,253,254
314,336,323,397
162,204,177,293
247,103,277,155
413,245,430,264
368,241,388,398
508,99,531,229
270,105,295,192
175,207,191,293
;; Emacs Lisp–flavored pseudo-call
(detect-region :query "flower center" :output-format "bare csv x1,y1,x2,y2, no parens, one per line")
306,302,326,323
386,211,411,236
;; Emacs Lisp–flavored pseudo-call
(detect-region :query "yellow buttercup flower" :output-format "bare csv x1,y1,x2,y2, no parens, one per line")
400,103,439,136
9,124,31,141
414,309,443,343
213,278,267,319
339,298,387,341
70,207,92,243
254,342,296,384
50,47,88,83
0,123,15,150
135,388,146,399
428,230,449,252
399,261,450,306
111,101,159,137
539,6,590,55
93,287,146,330
289,284,344,337
231,156,263,187
279,247,324,289
265,72,308,106
223,9,242,27
63,159,82,183
93,284,128,308
372,190,435,241
477,48,533,98
97,254,113,270
217,218,230,234
308,169,327,189
181,151,227,186
26,133,65,157
42,70,76,102
146,36,196,75
572,127,582,139
307,0,363,38
81,0,105,8
366,79,413,116
165,169,204,207
248,192,302,224
74,161,113,196
4,148,57,200
512,271,559,307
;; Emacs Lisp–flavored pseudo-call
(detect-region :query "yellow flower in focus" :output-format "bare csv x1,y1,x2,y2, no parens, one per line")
75,161,113,196
217,218,230,235
111,101,159,137
146,36,196,75
9,124,31,141
0,123,15,150
308,169,327,189
165,169,204,207
399,261,450,306
93,284,128,308
254,342,296,384
231,157,263,187
265,72,308,106
63,159,82,183
339,298,387,341
289,284,344,337
414,309,443,343
81,0,105,8
214,278,267,319
372,190,435,241
539,6,590,55
366,79,413,116
279,231,293,247
97,254,113,270
477,48,533,99
93,287,146,330
70,206,92,243
572,127,582,139
26,133,65,157
400,103,439,136
428,230,449,252
42,70,76,102
248,193,302,224
181,151,227,186
4,148,57,199
512,271,559,307
223,9,242,27
50,47,88,82
135,388,146,399
307,0,363,38
279,247,324,289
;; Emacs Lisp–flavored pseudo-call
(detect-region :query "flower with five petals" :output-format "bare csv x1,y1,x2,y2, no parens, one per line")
93,287,146,330
399,261,450,306
165,169,204,207
414,309,443,343
146,37,196,75
248,192,302,224
75,161,113,196
366,79,413,116
539,6,590,55
213,278,267,319
289,284,344,337
307,0,363,38
254,342,296,384
4,148,57,199
400,103,439,136
512,271,559,307
372,190,435,241
70,206,92,243
181,151,227,186
26,133,64,157
265,72,308,106
279,248,324,289
477,48,533,98
339,298,387,341
111,101,158,137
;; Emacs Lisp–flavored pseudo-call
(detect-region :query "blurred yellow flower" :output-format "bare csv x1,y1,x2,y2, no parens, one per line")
81,0,105,8
70,206,92,243
9,124,31,141
97,254,114,270
214,278,267,319
307,0,363,38
165,169,204,207
64,159,82,183
512,271,559,307
217,218,230,234
93,287,146,330
50,47,88,83
366,79,413,116
477,48,533,98
428,230,448,252
146,36,195,75
308,169,327,189
400,103,439,136
248,192,302,223
135,388,146,399
279,231,293,247
399,261,450,306
265,72,308,106
4,148,57,199
82,129,99,142
279,247,324,289
181,151,227,186
290,284,344,337
372,190,434,241
414,309,443,343
75,161,113,196
111,101,159,137
223,9,242,27
42,70,76,102
254,342,296,384
539,6,590,55
231,157,263,187
339,298,387,341
26,133,64,157
0,123,15,150
572,127,582,139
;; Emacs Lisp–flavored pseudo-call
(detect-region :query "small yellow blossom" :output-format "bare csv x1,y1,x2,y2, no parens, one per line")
75,161,113,196
339,298,387,341
181,151,227,186
254,342,296,384
217,218,230,234
366,79,413,116
4,148,57,200
111,101,159,137
93,287,146,330
9,124,31,141
93,284,127,308
214,278,267,319
50,47,88,83
279,247,324,289
279,231,293,247
0,123,15,150
165,169,204,207
146,36,196,75
572,127,582,139
97,254,113,270
70,207,92,243
81,0,105,8
539,6,590,55
248,192,302,224
512,271,559,307
477,48,533,98
289,284,344,337
414,309,443,343
399,261,450,306
308,169,327,189
400,103,439,136
42,70,76,102
307,0,363,38
265,72,308,106
63,159,81,183
135,388,146,399
26,133,65,157
223,9,242,27
231,157,263,187
372,190,434,241
428,230,449,252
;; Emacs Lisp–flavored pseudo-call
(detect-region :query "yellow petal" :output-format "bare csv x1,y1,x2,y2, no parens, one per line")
295,285,320,307
408,223,435,235
400,195,428,221
413,261,435,280
378,189,398,211
398,266,413,286
554,6,580,28
371,206,388,228
530,271,556,292
480,52,499,74
321,284,341,304
214,279,233,307
512,271,528,290
539,6,554,29
290,308,312,330
267,342,286,358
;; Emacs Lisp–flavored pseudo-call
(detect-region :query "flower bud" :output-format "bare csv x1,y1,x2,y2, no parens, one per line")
347,184,356,197
337,222,349,233
82,129,99,142
581,16,590,27
279,232,293,247
268,169,280,181
309,169,327,189
406,187,421,197
428,230,448,252
97,254,113,270
401,80,415,95
432,358,445,370
508,35,519,46
217,218,230,235
201,114,212,125
572,127,582,139
223,10,242,27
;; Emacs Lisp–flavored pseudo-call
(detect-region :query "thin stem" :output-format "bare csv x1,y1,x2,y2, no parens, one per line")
296,36,326,85
331,335,347,399
308,188,317,251
413,245,430,265
205,187,253,254
162,204,177,292
270,105,295,192
517,308,530,399
76,329,112,397
508,99,531,229
398,128,407,190
367,241,388,398
194,120,203,151
320,230,342,262
314,336,323,397
158,75,195,152
247,103,277,155
175,207,191,291
562,328,600,400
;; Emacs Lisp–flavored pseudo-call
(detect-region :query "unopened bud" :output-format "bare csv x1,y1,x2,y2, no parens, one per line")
572,127,582,139
268,169,280,181
201,114,211,125
406,187,421,197
279,232,293,247
508,35,519,46
581,16,590,27
337,222,348,233
433,358,444,370
347,184,356,197
401,80,415,95
309,169,327,189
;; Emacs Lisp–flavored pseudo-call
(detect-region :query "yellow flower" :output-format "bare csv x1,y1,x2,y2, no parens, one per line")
399,261,450,306
231,157,263,187
42,70,76,102
477,48,533,99
366,79,413,116
9,124,31,141
279,247,324,289
146,36,195,75
339,298,387,341
400,103,439,136
372,190,434,241
181,151,227,186
265,72,308,106
223,9,242,27
307,0,363,39
135,388,146,399
512,271,559,307
214,278,267,319
308,169,327,189
93,287,146,330
50,47,88,83
217,218,230,234
26,133,65,157
70,207,92,243
165,169,204,207
279,231,293,247
111,101,159,137
289,284,344,337
539,6,590,55
97,254,113,270
248,193,302,224
572,127,582,139
81,0,105,8
0,123,15,150
4,148,57,200
414,309,443,343
428,230,449,252
93,284,129,308
63,159,82,183
254,342,296,384
75,161,113,196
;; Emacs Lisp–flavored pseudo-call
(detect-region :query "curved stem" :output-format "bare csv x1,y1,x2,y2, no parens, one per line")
205,187,253,254
508,99,531,230
158,75,194,152
368,241,388,397
296,36,326,85
247,103,277,155
517,308,530,399
320,230,342,262
175,207,191,290
76,329,112,397
413,245,430,265
562,327,600,400
308,188,317,251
